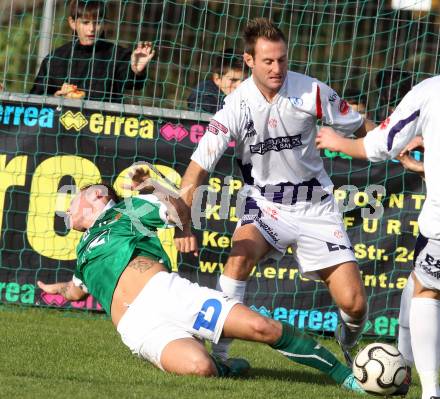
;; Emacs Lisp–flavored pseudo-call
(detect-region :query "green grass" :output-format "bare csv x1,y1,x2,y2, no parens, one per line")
0,305,421,399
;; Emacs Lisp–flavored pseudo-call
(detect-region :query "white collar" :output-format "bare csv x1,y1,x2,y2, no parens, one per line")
249,74,288,105
101,199,116,213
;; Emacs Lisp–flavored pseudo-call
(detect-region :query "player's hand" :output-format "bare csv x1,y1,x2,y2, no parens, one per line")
128,167,155,193
397,154,424,172
37,280,87,301
396,153,424,173
398,136,424,157
174,226,199,256
131,41,155,75
396,136,424,173
37,280,60,294
316,126,342,151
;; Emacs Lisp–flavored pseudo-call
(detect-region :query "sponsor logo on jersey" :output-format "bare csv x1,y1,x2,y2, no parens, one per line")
333,230,343,239
339,99,350,115
289,96,303,107
328,92,338,103
268,118,278,128
250,134,302,155
244,117,257,138
380,117,390,129
241,100,257,138
207,119,228,135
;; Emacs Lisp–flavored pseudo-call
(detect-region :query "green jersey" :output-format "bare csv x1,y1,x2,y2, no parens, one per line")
74,194,172,314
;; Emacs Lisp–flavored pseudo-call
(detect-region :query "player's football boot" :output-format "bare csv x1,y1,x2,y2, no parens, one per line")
210,355,250,378
335,323,357,367
224,357,251,377
341,374,366,395
389,366,411,397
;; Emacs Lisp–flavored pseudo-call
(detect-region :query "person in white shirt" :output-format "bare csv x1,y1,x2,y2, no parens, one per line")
175,17,374,364
316,75,440,399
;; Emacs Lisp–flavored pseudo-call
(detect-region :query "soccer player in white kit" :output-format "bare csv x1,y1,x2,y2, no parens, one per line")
175,18,373,363
316,75,440,399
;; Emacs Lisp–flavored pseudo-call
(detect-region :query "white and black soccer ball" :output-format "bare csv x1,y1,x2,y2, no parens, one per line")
352,343,407,395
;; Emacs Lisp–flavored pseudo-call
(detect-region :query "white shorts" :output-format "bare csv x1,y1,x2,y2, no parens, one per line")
237,195,356,280
116,272,238,370
413,234,440,291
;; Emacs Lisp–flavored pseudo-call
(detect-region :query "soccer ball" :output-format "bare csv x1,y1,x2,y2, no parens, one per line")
352,343,407,395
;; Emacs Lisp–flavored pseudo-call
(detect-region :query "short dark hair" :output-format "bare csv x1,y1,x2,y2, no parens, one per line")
375,69,412,102
69,0,107,20
243,18,286,57
344,89,367,106
375,69,413,120
212,48,243,76
80,182,121,203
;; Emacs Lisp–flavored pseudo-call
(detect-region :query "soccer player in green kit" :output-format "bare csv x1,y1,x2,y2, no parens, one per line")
37,167,364,393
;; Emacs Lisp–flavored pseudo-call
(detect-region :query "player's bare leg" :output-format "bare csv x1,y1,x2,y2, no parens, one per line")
318,261,368,365
161,337,248,377
161,338,217,376
212,224,271,360
222,304,364,393
410,273,440,399
224,224,272,280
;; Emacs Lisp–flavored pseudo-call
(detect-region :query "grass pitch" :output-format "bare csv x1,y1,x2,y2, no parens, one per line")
0,305,421,399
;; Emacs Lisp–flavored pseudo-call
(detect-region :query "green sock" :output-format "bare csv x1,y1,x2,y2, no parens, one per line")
270,322,351,384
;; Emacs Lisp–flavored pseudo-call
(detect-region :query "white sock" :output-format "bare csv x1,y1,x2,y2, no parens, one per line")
398,276,414,366
216,274,247,302
410,297,440,399
398,326,414,367
339,306,368,348
212,275,247,360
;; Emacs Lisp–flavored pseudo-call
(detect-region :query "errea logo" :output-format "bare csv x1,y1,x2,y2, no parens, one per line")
60,111,88,131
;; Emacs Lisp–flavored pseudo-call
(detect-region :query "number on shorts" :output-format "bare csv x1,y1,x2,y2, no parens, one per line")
192,298,222,332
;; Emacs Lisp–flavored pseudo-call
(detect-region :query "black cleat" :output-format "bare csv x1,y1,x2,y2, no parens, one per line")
224,357,251,377
389,367,411,397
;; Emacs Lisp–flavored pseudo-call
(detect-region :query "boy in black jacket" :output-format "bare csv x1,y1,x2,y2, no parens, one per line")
30,0,154,103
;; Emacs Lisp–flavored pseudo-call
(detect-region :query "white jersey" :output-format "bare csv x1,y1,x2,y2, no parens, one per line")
363,75,440,240
191,71,363,204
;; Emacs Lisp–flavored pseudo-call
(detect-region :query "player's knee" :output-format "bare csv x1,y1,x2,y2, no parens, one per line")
227,253,257,273
248,316,280,343
341,294,368,320
187,356,217,377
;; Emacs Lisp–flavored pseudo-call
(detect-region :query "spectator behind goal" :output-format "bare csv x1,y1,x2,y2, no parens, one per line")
30,0,154,103
187,49,245,113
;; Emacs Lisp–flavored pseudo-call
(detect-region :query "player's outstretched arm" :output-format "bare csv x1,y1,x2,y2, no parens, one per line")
129,166,191,230
37,280,87,302
173,161,209,255
316,126,367,159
